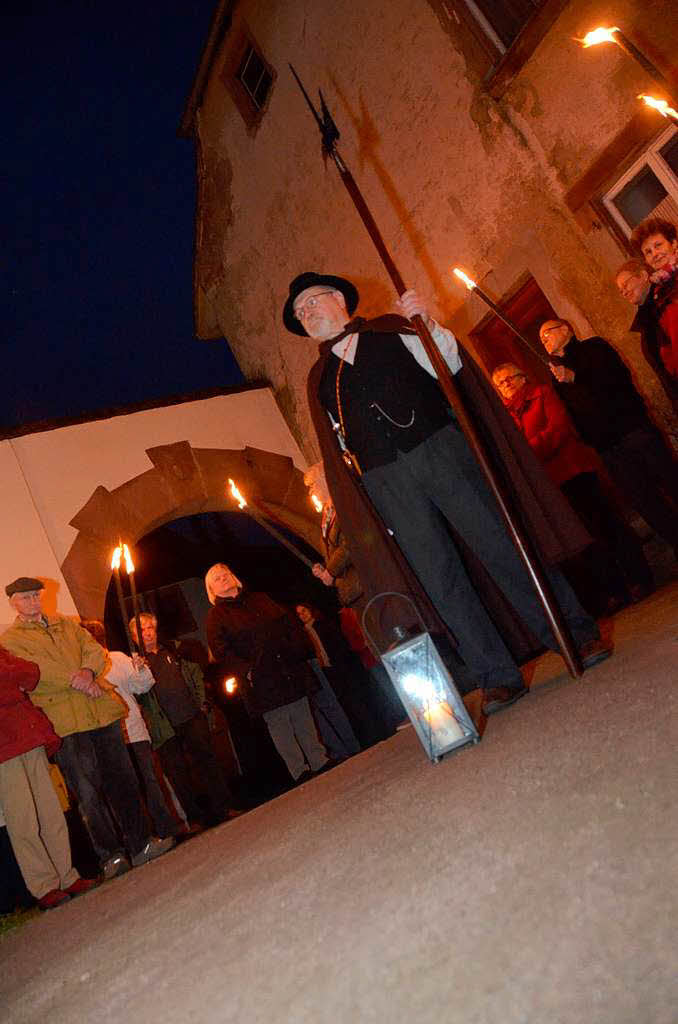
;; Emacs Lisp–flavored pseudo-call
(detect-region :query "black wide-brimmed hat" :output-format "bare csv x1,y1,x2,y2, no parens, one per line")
282,272,359,336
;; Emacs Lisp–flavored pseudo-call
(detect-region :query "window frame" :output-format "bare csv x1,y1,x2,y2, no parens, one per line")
220,23,275,131
449,0,569,98
602,124,678,238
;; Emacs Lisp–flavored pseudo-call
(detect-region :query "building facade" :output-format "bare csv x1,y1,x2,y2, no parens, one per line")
181,0,678,458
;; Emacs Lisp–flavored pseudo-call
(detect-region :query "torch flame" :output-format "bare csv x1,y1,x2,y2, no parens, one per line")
111,545,122,571
452,268,478,291
576,26,620,48
228,478,247,509
639,94,678,120
224,676,237,695
310,493,323,513
122,543,135,574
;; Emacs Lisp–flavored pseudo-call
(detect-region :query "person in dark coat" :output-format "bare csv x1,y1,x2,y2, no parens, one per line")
205,564,329,783
304,461,406,731
615,258,678,416
539,318,678,562
283,273,609,720
130,612,236,829
295,603,391,749
492,362,653,609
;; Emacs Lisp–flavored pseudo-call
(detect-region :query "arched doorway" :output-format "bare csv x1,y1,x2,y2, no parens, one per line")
61,441,322,621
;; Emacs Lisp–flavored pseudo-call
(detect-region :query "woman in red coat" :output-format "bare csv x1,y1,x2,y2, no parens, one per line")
0,645,97,909
492,364,653,613
630,216,678,383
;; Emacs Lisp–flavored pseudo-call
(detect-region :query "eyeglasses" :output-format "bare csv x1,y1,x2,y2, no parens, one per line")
617,272,643,294
294,291,336,321
540,323,566,338
494,373,525,389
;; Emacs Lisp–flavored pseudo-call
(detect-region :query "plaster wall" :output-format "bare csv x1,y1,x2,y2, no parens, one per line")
0,440,77,632
8,388,306,567
194,0,678,457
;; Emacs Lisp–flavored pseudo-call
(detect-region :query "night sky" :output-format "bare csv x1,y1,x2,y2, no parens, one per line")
4,2,243,434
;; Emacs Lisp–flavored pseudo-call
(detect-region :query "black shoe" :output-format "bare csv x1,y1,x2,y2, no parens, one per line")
579,638,612,669
627,583,653,604
482,685,529,716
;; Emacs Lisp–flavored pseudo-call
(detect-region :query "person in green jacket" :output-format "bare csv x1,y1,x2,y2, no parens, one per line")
131,612,238,829
2,578,174,880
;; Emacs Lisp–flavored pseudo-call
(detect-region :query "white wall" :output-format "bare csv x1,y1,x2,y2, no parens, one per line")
0,388,306,627
0,441,78,631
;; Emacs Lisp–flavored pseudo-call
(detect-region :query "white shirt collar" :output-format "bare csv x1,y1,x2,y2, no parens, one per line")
330,332,359,365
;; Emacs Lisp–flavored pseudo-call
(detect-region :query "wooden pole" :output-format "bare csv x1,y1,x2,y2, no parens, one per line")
290,68,582,677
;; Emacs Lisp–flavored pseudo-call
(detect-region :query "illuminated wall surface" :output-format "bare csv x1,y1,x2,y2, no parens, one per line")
0,388,306,630
188,0,678,459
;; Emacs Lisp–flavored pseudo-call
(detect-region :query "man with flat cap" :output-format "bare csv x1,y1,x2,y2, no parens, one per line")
283,274,610,716
2,578,174,879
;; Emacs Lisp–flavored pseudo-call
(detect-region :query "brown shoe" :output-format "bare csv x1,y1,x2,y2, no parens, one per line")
462,689,487,737
38,888,71,911
482,685,529,716
579,638,612,670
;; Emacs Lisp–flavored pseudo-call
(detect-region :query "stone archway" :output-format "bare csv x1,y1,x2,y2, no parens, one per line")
61,441,321,620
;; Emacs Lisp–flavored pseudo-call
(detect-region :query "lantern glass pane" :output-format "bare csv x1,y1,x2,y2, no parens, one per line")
381,633,477,761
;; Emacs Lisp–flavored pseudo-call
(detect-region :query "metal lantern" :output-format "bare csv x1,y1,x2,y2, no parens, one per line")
363,594,479,763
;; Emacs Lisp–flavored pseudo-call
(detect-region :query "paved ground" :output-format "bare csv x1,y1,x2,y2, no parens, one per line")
2,583,676,1024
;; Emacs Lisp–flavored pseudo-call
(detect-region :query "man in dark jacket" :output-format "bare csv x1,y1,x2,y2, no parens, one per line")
131,611,237,828
206,564,329,783
539,319,678,561
283,273,609,719
615,259,678,415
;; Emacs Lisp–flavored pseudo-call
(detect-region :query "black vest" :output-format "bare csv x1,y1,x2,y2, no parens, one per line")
317,331,455,472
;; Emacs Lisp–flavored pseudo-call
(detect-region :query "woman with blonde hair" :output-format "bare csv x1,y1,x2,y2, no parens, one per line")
205,563,330,784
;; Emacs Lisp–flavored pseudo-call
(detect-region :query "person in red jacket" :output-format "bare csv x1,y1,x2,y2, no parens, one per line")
492,363,653,613
0,645,98,910
630,216,678,383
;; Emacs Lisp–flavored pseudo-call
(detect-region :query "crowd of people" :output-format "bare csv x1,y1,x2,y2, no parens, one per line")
0,558,401,914
1,214,676,916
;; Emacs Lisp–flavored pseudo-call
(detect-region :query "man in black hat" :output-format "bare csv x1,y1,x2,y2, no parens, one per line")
283,274,610,716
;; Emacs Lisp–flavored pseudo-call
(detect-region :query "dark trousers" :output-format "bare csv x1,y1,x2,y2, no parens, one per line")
362,424,598,689
324,665,393,748
55,720,149,863
560,472,653,595
156,714,231,826
308,659,361,759
602,428,678,554
128,740,179,838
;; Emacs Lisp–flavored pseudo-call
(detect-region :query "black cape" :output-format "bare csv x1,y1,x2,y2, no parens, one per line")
307,315,591,664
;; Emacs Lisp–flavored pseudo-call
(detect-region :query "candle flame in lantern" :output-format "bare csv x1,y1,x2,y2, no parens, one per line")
228,478,247,509
452,268,477,291
122,544,135,574
639,94,678,120
111,545,122,571
576,26,620,48
310,493,323,513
